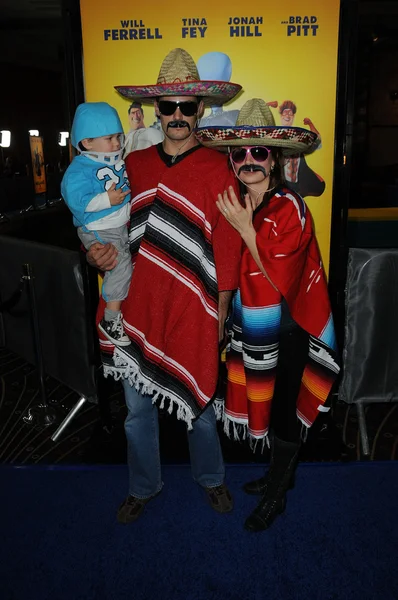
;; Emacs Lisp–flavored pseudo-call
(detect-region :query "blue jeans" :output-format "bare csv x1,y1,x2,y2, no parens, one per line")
122,380,225,498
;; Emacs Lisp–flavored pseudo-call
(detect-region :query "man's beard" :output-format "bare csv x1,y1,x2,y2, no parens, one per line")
238,164,267,177
167,120,191,131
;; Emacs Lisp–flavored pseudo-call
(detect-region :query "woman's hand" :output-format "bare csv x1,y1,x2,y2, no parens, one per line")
216,187,255,237
86,242,118,271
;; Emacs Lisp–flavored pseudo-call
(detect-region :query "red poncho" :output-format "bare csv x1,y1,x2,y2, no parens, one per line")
98,144,241,426
224,187,340,444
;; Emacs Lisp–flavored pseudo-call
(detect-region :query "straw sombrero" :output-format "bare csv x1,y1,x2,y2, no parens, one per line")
195,98,319,155
115,48,242,107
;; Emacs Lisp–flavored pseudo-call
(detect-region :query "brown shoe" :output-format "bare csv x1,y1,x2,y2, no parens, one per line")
204,483,234,513
117,491,161,524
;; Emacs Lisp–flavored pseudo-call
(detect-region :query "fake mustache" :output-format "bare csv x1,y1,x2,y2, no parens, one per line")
238,164,267,177
167,120,191,131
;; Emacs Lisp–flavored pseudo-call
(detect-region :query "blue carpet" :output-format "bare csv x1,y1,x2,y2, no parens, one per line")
1,463,398,600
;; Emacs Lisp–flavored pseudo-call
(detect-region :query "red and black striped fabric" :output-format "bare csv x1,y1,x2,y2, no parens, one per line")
98,144,241,425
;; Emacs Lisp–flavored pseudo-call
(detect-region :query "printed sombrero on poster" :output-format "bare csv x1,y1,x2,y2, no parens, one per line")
115,48,242,107
195,98,319,155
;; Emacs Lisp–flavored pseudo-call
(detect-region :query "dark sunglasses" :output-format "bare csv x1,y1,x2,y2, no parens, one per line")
158,100,198,117
230,146,271,164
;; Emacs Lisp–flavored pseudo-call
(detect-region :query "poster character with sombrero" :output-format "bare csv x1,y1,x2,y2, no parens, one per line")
279,100,326,198
197,98,340,532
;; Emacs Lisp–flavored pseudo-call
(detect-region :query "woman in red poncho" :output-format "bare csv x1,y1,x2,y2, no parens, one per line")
196,99,340,532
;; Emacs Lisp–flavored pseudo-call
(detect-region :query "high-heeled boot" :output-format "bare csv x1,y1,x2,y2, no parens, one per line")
243,434,297,496
244,436,300,532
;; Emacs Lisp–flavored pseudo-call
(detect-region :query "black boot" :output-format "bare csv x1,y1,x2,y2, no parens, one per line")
243,435,297,496
244,436,300,532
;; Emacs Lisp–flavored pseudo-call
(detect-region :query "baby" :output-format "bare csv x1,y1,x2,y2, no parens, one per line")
61,102,132,346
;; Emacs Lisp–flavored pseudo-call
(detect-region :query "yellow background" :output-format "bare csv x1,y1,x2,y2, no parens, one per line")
79,0,340,270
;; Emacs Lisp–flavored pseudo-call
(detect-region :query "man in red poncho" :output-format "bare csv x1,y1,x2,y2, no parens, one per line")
87,48,242,523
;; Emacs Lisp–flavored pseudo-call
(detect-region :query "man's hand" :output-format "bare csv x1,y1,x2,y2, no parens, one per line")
107,182,130,206
218,290,232,342
86,242,118,271
219,316,225,343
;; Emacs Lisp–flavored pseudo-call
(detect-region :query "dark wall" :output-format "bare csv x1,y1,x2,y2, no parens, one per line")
349,2,398,207
1,63,69,172
0,13,71,209
0,12,70,168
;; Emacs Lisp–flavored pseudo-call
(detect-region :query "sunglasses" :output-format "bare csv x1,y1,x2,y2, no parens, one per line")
158,100,198,117
230,146,271,164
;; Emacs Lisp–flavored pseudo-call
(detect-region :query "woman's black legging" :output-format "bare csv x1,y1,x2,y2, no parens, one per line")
269,323,310,444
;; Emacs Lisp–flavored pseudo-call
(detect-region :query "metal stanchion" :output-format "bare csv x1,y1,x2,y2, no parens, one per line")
1,260,97,440
356,401,370,457
51,396,87,442
21,263,58,427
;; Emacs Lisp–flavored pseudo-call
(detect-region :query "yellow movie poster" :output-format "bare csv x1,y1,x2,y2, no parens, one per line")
79,0,340,271
29,136,47,194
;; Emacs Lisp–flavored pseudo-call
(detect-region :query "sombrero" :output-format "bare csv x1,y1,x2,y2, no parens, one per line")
195,98,318,156
115,48,242,107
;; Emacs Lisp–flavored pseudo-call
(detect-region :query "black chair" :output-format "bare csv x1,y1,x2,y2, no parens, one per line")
0,233,110,440
339,247,398,455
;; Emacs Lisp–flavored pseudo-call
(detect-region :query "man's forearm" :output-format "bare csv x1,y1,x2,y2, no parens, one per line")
218,290,233,341
218,290,233,318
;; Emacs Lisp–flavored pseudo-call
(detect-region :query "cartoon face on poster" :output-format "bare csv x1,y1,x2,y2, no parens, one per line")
78,0,340,271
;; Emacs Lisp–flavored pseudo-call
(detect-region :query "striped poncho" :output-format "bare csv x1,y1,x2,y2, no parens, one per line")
224,187,340,445
98,144,241,426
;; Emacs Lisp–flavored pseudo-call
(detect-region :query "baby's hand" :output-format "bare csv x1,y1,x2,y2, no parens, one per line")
107,182,130,206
